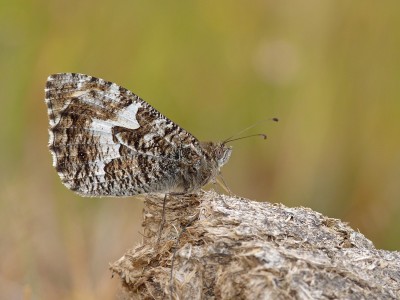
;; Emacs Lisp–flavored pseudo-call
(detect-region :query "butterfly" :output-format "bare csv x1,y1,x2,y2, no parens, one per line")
45,73,232,197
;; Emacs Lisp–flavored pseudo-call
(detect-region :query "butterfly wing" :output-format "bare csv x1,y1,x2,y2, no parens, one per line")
45,73,204,196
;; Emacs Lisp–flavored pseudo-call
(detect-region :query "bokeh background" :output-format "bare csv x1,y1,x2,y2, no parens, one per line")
1,0,400,299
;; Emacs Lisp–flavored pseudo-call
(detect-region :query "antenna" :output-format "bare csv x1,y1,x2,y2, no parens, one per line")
225,133,267,144
223,117,279,144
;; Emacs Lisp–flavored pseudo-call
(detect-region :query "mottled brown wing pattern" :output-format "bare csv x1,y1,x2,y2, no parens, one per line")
45,73,206,196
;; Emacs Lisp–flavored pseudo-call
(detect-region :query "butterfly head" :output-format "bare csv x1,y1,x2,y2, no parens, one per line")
212,142,233,168
200,142,232,168
216,143,233,168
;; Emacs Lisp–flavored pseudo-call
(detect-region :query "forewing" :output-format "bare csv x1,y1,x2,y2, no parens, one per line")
45,73,203,196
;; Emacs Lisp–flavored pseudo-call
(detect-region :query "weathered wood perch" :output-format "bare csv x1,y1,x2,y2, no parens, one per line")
110,191,400,299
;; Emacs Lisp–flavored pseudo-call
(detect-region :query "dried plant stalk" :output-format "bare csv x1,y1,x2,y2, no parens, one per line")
110,191,400,299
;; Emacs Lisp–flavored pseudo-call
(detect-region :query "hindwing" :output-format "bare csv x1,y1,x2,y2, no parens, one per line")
45,73,204,196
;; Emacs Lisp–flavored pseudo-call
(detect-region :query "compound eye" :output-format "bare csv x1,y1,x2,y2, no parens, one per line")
215,147,223,159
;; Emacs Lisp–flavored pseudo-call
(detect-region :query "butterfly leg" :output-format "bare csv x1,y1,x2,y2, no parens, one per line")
217,172,233,195
156,194,168,244
156,192,187,244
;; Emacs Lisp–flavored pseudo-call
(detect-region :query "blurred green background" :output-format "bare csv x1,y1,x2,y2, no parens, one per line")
1,0,400,299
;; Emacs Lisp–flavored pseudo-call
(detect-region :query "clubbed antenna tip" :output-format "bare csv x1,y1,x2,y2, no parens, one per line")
223,116,279,144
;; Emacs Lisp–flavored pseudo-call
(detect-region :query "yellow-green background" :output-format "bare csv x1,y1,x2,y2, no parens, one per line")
1,0,399,299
